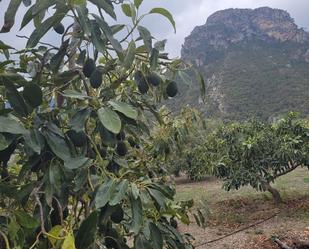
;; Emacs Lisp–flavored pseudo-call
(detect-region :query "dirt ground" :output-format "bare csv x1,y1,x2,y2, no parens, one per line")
175,168,309,249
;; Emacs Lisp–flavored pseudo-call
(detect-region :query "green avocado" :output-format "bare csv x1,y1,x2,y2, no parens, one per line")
83,58,95,78
116,141,127,156
146,72,162,87
107,161,120,174
166,81,178,97
90,69,102,89
134,71,149,94
53,23,65,34
110,204,124,224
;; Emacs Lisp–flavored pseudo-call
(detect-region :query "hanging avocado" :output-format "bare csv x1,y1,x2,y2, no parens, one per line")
116,141,127,156
134,71,149,94
90,69,102,89
110,205,124,224
83,58,95,78
107,161,120,174
166,81,178,97
146,72,162,87
66,130,87,147
53,23,65,34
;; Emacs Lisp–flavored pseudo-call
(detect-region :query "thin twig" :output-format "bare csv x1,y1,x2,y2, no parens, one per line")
16,35,59,50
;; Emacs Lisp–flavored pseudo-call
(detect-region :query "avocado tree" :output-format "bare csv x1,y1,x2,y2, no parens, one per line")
0,1,204,248
212,113,309,205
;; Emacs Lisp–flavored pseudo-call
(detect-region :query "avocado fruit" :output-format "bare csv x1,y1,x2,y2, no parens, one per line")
110,205,124,224
166,81,178,97
53,23,65,34
107,161,120,174
105,237,118,249
116,141,127,156
146,72,161,87
134,71,149,94
83,58,96,78
90,69,102,89
66,130,87,147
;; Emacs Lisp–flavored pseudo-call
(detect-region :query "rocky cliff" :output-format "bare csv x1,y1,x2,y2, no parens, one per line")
176,7,309,120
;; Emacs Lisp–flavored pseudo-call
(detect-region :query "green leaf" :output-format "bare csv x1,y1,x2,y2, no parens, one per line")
137,26,152,52
88,0,116,20
147,187,166,210
42,124,71,161
62,232,75,249
75,211,98,249
121,4,132,17
15,210,39,229
149,8,176,33
109,101,138,120
0,73,27,87
24,129,43,154
26,4,68,48
76,5,91,36
4,81,28,117
90,19,106,53
0,116,28,134
123,41,136,69
64,157,91,170
20,1,57,29
149,222,163,249
134,0,143,9
69,108,92,132
134,234,151,249
49,39,70,74
131,196,143,235
150,48,159,70
95,179,116,208
23,83,43,108
0,0,22,33
49,163,62,194
92,15,123,53
98,107,121,134
109,180,129,206
61,89,90,100
0,134,9,151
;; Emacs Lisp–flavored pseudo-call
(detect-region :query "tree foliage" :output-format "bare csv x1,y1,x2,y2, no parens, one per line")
0,1,204,248
193,113,309,204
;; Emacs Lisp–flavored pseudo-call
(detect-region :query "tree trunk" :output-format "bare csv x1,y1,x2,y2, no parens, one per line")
263,182,282,205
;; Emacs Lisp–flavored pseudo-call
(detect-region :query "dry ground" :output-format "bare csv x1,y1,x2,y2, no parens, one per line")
175,168,309,249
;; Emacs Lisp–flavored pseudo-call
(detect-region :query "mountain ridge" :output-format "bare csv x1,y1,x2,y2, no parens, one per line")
174,7,309,120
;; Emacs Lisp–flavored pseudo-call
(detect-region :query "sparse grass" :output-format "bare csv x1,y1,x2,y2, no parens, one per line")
175,168,309,249
175,167,309,228
175,167,309,206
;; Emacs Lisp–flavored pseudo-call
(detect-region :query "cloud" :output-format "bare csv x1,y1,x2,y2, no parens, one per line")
1,0,308,58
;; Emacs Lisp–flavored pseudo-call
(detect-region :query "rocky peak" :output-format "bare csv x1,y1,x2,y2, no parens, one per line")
182,7,309,62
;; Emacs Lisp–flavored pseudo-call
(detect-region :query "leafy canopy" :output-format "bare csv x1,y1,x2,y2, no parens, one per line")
0,0,204,248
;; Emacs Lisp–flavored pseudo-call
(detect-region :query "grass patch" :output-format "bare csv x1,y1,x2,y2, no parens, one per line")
175,168,309,228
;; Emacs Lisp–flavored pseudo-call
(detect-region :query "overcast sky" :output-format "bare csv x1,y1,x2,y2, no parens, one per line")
1,0,309,57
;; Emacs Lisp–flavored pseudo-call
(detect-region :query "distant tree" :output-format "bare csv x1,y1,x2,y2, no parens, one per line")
212,113,309,205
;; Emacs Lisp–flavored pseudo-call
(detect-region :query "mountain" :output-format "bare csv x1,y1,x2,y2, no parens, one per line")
175,7,309,120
